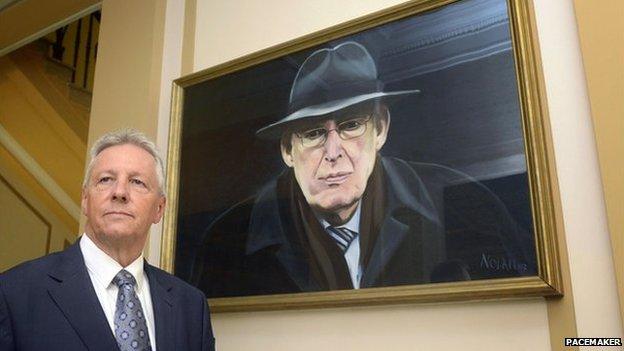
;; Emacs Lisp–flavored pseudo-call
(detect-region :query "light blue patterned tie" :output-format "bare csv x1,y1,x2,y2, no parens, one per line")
326,226,358,252
112,269,152,351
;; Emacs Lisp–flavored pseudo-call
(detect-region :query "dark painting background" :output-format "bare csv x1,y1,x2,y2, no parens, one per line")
173,0,536,283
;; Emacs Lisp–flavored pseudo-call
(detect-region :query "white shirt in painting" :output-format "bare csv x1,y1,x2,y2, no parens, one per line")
320,202,363,289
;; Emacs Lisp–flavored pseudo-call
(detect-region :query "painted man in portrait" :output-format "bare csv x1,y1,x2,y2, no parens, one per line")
192,41,532,297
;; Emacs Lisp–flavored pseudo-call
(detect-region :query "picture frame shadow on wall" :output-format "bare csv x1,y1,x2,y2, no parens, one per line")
161,0,564,312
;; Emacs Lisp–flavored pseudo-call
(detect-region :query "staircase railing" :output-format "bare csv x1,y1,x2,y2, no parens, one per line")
47,10,100,92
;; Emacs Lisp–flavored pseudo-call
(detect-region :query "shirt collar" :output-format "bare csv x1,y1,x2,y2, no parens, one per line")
319,201,361,233
80,234,146,291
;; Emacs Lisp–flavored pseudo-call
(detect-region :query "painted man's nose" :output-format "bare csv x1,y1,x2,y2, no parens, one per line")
323,129,343,163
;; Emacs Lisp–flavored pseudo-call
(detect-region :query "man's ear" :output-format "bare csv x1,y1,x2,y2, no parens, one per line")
152,196,167,224
280,135,295,168
374,110,390,151
81,188,88,215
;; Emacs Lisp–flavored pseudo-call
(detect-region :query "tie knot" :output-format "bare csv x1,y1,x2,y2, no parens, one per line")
326,226,358,252
112,269,137,288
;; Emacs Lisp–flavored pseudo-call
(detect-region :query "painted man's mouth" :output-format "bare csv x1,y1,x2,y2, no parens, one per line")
320,172,351,185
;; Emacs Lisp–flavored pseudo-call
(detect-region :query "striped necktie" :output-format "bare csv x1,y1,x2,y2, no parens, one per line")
326,226,358,252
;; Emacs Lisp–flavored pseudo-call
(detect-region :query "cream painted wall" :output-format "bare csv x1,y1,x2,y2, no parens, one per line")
0,55,86,206
0,46,83,270
195,0,409,69
89,0,164,141
150,0,186,265
573,0,624,325
0,176,50,271
215,299,550,351
0,143,77,271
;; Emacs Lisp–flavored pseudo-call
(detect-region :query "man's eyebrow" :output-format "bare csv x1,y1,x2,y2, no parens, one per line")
93,170,150,179
294,120,330,131
336,110,370,119
127,170,151,179
93,169,116,176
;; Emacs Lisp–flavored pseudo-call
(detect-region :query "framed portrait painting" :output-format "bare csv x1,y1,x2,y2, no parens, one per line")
161,0,563,311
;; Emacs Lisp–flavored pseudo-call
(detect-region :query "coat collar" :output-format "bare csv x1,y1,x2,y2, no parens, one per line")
360,157,439,286
246,175,318,291
245,177,287,255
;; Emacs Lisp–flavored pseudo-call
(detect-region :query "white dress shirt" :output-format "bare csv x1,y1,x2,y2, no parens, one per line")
320,202,363,289
80,234,157,350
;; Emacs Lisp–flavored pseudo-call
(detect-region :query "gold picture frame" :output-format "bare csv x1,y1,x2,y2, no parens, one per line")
161,0,563,312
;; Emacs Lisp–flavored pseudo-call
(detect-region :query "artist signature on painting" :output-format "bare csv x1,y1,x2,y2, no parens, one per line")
480,253,528,273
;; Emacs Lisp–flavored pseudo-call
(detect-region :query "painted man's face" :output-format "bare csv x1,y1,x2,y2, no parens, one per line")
281,107,389,221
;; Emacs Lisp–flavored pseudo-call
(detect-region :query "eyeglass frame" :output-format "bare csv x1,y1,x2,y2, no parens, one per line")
292,115,374,148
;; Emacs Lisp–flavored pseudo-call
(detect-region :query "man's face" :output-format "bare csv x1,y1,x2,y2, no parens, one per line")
281,108,389,218
81,143,165,247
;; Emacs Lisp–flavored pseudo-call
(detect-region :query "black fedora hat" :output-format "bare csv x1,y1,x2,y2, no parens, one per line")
256,41,420,139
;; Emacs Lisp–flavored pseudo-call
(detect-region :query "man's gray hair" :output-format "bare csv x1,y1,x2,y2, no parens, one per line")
82,129,166,196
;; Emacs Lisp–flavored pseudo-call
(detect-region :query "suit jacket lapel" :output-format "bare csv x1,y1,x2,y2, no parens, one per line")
145,264,175,351
46,242,120,351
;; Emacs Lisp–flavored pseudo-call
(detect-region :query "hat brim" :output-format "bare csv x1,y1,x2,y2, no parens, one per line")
255,89,420,140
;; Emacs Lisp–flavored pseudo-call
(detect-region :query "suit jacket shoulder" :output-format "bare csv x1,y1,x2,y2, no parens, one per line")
1,249,64,284
0,243,120,351
145,263,207,301
0,244,85,305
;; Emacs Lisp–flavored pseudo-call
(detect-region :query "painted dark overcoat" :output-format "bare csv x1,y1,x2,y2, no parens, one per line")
193,157,534,298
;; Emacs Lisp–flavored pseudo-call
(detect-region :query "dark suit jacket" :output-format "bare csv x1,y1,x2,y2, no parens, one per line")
193,157,535,298
0,240,215,351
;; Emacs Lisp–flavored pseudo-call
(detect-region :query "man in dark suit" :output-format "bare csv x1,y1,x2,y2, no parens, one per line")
193,41,533,298
0,130,215,351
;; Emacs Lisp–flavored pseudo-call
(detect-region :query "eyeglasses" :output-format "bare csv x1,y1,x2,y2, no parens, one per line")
294,115,372,148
